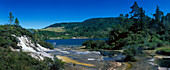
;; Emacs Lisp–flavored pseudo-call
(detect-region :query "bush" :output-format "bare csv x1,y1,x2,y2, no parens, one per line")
156,58,170,67
50,57,65,70
156,49,170,56
82,40,93,48
123,47,137,62
39,40,54,49
144,42,157,50
0,47,64,70
82,40,107,49
0,47,48,70
0,36,8,47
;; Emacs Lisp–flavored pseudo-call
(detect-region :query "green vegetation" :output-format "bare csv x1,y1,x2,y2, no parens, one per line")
41,27,66,32
82,40,107,49
0,47,64,70
37,3,169,42
156,58,170,67
0,12,54,49
37,17,134,39
8,12,14,24
82,2,170,61
156,48,170,56
0,12,64,70
123,48,137,62
0,25,54,49
14,18,19,26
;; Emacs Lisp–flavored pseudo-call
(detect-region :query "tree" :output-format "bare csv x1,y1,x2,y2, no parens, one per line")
125,14,129,18
138,7,146,27
8,12,14,24
118,14,125,26
164,13,170,29
14,18,19,26
153,5,163,23
119,14,124,17
130,1,140,19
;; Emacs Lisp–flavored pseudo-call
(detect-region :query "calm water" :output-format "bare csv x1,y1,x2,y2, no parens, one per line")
45,38,108,46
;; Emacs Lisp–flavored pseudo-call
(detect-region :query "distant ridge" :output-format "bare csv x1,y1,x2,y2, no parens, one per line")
38,17,133,39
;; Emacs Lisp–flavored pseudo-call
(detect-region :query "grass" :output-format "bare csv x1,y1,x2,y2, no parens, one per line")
154,55,164,58
41,27,66,32
155,46,170,51
143,50,156,55
144,46,170,55
121,62,132,70
125,62,132,70
56,55,95,67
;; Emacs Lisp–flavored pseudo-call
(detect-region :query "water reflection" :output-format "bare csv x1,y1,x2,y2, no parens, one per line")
156,58,170,69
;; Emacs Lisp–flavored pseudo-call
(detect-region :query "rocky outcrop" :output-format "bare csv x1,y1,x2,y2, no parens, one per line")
11,35,53,60
107,62,122,70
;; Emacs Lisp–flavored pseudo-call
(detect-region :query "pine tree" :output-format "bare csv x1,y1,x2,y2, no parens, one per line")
8,12,14,24
14,18,19,26
125,14,129,18
130,1,140,19
139,7,146,27
119,14,124,17
153,5,163,23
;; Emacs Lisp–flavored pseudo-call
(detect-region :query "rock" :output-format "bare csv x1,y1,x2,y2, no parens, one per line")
88,58,95,60
106,61,122,70
116,62,122,67
11,35,54,60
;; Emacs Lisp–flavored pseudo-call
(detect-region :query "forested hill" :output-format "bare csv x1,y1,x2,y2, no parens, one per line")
40,13,169,39
45,18,122,28
45,22,81,29
46,17,129,29
47,13,170,29
38,17,134,39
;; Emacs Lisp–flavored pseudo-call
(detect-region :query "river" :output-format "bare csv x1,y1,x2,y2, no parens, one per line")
45,38,108,46
45,38,124,70
45,38,164,70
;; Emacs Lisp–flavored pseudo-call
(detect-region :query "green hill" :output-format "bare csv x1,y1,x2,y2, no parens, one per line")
38,17,133,39
0,25,64,70
37,13,170,40
0,25,53,49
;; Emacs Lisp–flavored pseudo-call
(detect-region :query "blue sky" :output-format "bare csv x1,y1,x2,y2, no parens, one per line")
0,0,169,29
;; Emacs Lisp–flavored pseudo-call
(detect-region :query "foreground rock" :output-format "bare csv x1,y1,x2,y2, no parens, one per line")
48,47,124,70
11,35,54,60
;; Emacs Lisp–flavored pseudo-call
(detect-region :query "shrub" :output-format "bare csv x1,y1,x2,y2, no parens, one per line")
0,47,64,70
156,49,170,56
39,40,54,49
82,40,107,49
144,42,157,50
0,37,8,47
50,57,65,70
123,47,137,62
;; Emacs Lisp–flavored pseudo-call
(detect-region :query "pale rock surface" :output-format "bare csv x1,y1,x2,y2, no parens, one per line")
11,35,53,60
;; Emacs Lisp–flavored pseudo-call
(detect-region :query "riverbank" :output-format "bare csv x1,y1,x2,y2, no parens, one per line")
45,38,170,70
126,50,170,70
48,47,167,70
47,47,125,70
127,55,158,70
47,36,108,40
56,55,95,67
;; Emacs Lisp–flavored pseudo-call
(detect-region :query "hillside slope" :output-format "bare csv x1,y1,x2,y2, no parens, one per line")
38,13,170,39
0,25,64,70
38,17,133,39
